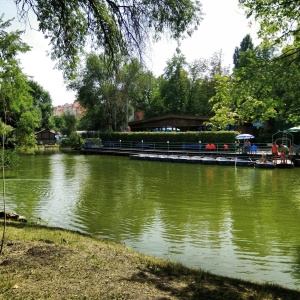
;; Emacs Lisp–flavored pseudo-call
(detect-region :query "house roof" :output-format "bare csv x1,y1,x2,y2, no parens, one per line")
128,114,211,131
35,129,58,135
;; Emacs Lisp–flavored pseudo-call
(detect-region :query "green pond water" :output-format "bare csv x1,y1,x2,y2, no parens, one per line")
2,153,300,290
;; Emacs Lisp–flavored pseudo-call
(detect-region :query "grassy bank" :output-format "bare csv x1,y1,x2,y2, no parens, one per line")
0,222,299,300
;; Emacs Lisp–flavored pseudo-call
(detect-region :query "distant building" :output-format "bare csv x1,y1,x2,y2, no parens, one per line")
54,101,85,118
35,129,58,145
54,105,64,116
128,114,211,132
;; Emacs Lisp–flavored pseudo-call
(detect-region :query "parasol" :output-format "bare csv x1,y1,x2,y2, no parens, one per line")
235,134,255,140
287,126,300,133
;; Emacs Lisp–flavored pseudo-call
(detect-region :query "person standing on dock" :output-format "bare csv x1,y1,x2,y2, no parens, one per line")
280,144,289,164
235,140,240,153
272,142,278,163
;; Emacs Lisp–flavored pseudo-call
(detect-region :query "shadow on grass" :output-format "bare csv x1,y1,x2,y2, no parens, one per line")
128,261,300,300
2,221,300,299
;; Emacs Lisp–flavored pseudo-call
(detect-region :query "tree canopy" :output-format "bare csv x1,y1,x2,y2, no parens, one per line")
233,34,254,68
239,0,300,60
3,1,300,136
210,39,300,129
14,0,203,79
0,17,37,147
0,17,49,149
69,53,154,131
27,80,54,130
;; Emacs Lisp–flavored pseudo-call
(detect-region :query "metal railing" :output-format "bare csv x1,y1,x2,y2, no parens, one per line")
88,141,285,155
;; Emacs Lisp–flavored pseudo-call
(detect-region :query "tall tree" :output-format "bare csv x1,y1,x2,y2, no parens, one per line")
233,34,254,68
60,111,77,136
186,51,229,116
70,53,152,131
70,53,118,131
116,58,155,128
143,76,166,119
27,80,54,130
161,50,189,114
209,50,229,77
187,59,208,115
0,16,32,253
14,0,203,78
210,42,289,129
0,16,39,149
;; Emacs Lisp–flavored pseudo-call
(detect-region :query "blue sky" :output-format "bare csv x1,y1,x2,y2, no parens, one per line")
2,0,258,106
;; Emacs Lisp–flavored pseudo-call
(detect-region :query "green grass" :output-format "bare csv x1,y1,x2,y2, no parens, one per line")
0,221,299,300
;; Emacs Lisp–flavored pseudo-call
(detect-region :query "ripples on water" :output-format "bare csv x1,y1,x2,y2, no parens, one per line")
2,153,300,290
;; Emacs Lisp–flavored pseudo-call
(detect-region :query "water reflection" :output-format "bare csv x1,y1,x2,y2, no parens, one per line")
2,154,300,290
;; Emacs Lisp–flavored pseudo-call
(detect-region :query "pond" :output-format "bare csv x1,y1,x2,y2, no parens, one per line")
2,153,300,290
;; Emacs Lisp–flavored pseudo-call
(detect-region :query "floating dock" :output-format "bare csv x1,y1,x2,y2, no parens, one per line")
79,146,297,168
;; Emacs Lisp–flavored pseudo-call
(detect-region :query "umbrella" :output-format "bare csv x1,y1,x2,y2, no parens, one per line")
235,134,255,140
287,126,300,133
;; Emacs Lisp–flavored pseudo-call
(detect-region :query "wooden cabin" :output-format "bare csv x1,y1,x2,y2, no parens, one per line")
128,114,211,132
35,129,57,145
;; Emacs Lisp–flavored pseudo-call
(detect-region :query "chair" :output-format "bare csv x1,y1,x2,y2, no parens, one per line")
250,145,258,154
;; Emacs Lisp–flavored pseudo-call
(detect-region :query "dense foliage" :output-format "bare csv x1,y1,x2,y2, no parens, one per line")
60,112,77,136
0,17,39,151
3,1,300,140
233,34,254,68
0,17,59,152
14,0,203,79
27,80,54,131
239,0,300,46
211,36,300,129
69,50,229,132
60,132,84,149
69,54,156,131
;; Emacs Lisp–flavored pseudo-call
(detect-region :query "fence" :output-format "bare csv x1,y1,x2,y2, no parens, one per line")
85,140,291,155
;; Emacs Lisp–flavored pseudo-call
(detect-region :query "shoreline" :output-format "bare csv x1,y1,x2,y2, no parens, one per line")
0,221,299,299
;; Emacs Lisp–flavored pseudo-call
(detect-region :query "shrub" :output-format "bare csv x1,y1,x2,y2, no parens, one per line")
59,133,84,149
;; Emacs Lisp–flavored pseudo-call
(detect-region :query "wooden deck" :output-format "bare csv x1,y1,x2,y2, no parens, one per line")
79,146,299,166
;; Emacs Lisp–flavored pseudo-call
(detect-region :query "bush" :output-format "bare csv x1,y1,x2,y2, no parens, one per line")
84,138,101,146
59,133,84,149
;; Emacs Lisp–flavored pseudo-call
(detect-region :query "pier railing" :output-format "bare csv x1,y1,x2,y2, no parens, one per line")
88,141,281,156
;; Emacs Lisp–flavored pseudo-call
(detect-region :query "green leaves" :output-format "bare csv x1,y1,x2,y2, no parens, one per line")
0,17,43,149
233,34,254,68
27,80,53,130
211,34,300,129
60,111,77,136
0,121,13,136
239,0,300,54
14,0,203,79
0,17,30,60
69,53,154,131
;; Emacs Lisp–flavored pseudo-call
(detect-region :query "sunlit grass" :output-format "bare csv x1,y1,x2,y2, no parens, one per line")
0,221,299,299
